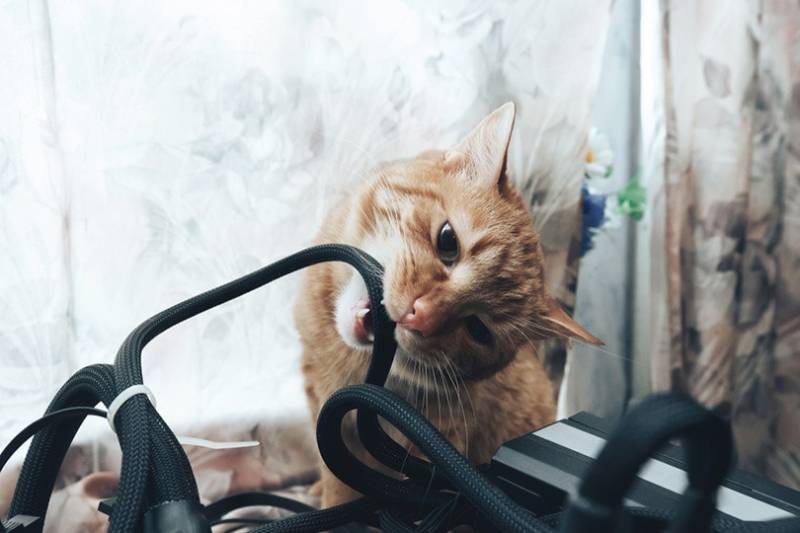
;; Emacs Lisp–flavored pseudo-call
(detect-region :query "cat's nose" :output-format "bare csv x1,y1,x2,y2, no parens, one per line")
399,297,440,337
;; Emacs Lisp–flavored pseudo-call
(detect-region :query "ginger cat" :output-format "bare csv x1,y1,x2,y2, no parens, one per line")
294,102,601,508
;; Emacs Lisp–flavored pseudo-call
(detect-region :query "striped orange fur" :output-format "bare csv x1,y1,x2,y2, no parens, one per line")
294,103,601,507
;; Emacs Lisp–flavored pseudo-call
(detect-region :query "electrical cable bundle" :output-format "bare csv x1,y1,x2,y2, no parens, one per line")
1,245,798,532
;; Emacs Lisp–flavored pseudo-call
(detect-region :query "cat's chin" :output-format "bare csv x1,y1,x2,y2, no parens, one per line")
388,350,463,391
394,326,431,354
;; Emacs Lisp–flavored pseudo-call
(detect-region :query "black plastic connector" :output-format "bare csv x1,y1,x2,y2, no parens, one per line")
1,515,39,531
142,500,210,533
99,497,210,532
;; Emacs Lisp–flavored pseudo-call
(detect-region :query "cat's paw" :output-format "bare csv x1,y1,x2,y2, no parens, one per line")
320,479,361,509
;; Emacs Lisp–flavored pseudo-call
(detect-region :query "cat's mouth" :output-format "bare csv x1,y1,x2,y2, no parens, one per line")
352,299,374,345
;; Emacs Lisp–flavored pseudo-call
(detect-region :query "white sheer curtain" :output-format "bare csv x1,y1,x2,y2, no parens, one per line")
0,0,615,522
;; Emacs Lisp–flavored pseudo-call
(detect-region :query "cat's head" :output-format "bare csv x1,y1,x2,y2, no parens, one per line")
335,102,601,382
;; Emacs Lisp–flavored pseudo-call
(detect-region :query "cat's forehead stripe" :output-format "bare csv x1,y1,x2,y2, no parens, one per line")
387,183,442,203
372,183,436,215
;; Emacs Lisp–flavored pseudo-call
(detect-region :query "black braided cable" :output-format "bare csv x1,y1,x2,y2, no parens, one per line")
5,244,794,533
109,244,391,531
0,407,107,474
8,364,117,531
560,392,734,533
316,384,552,533
246,498,379,533
205,492,317,520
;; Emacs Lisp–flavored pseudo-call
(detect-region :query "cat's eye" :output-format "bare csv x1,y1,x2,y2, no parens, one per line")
465,315,492,345
436,222,459,265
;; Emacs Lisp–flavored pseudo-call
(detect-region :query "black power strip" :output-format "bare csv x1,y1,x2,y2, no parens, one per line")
490,412,800,523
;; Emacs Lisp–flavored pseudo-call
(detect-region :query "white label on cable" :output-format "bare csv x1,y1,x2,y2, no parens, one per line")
176,436,260,450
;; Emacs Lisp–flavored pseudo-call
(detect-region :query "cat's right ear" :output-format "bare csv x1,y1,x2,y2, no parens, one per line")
446,102,516,193
541,299,604,346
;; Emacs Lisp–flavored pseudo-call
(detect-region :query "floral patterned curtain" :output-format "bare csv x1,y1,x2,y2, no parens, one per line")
639,0,800,488
0,1,613,527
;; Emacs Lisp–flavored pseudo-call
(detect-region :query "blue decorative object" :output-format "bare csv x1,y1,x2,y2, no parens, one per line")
579,126,644,258
580,184,607,257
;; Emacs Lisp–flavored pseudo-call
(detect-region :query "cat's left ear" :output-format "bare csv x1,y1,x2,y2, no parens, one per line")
542,299,604,346
448,102,515,193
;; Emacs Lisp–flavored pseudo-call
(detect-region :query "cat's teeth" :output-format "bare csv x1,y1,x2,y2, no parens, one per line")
356,309,369,319
367,332,375,342
380,299,385,305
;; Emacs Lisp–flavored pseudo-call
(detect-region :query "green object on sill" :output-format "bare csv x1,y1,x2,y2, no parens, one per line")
617,175,646,221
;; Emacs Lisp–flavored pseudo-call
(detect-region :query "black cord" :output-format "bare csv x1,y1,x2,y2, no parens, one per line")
0,407,107,475
205,492,316,521
109,244,389,531
561,393,735,533
2,245,550,532
2,245,552,533
0,406,108,533
206,494,372,533
212,517,272,526
219,519,271,533
315,384,550,533
4,244,751,533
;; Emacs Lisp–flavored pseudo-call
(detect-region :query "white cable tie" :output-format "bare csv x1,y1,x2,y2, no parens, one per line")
107,384,156,434
176,436,260,450
107,385,259,451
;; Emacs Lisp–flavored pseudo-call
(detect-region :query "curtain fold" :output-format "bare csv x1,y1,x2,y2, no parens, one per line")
642,0,800,489
0,0,74,454
559,0,639,419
